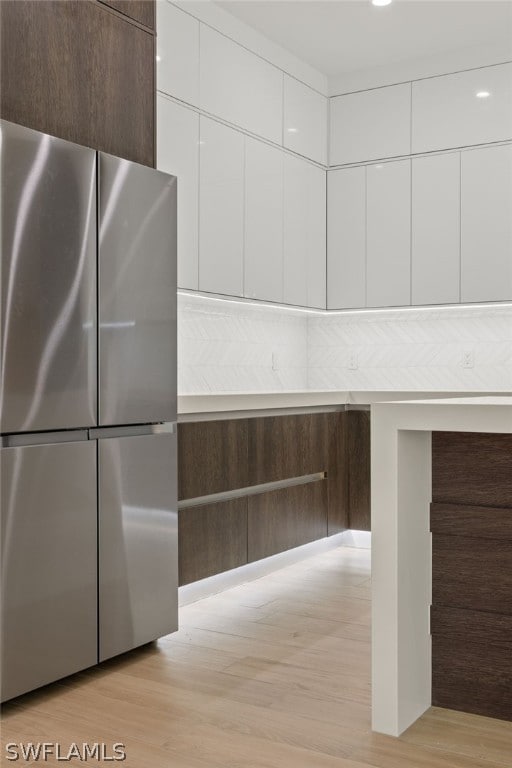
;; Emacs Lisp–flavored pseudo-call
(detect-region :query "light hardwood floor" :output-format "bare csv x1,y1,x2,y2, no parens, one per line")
2,546,511,767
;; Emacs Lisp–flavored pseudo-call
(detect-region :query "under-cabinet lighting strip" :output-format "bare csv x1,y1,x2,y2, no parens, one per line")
178,289,512,318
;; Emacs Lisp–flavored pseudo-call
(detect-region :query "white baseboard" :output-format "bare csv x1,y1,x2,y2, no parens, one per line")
179,530,371,606
339,530,372,549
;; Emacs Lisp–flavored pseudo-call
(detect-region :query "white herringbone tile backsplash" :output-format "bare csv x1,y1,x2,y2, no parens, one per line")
178,294,308,393
178,294,512,394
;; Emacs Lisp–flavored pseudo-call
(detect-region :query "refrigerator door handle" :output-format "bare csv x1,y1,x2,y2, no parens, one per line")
1,430,89,448
89,422,176,440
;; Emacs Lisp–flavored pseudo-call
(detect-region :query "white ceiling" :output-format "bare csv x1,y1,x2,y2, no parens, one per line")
215,1,512,77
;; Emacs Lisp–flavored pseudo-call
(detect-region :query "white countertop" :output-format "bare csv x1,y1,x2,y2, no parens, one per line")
371,394,512,738
177,390,510,417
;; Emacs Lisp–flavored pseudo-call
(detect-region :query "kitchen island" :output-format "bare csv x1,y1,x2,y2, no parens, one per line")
371,396,512,737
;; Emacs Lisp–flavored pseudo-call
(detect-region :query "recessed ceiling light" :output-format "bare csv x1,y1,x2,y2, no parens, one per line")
287,127,299,134
156,55,161,62
372,0,392,6
476,90,490,98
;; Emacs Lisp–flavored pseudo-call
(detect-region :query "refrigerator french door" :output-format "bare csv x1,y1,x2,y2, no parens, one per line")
1,435,97,702
0,121,178,701
96,427,178,662
97,153,178,660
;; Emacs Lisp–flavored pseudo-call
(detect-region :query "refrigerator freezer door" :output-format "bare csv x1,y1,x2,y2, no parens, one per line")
98,154,177,426
0,120,97,433
98,431,178,661
1,440,97,701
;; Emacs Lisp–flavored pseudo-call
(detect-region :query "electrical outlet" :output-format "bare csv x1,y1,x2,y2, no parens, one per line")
272,352,279,371
349,351,358,370
462,349,474,369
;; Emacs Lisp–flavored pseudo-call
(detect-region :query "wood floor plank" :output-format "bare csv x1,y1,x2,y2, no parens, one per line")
2,546,510,768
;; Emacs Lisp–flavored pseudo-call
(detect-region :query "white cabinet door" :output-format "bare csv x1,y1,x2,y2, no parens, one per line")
330,83,411,165
200,25,283,145
412,152,460,305
412,63,512,154
283,155,326,309
327,167,366,309
199,118,244,297
367,160,411,308
461,144,512,303
156,1,199,106
156,95,199,290
283,75,327,164
244,138,283,303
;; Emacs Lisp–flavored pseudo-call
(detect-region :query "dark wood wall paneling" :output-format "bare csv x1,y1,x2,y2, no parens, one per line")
0,0,155,167
431,432,512,722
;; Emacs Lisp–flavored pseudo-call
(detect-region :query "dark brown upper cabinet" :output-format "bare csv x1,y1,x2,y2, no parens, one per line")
97,0,155,30
0,0,155,167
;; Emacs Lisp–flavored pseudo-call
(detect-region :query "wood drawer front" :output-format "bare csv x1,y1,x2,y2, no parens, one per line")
347,410,371,532
432,533,512,615
432,432,512,508
248,480,328,562
178,419,249,500
431,606,512,650
432,632,512,721
247,413,332,486
178,498,247,586
431,502,512,539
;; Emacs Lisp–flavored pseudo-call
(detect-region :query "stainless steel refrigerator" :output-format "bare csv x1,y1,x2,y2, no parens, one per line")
0,120,178,701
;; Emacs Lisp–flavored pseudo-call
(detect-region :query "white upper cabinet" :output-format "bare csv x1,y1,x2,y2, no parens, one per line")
327,167,366,310
200,25,283,145
283,76,328,165
461,144,512,303
366,160,411,308
412,152,460,306
412,63,512,154
244,138,283,303
330,83,411,166
156,1,200,106
156,95,199,290
199,118,245,297
283,155,326,309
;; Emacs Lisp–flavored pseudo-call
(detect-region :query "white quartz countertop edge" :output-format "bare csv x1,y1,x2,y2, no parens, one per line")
177,391,511,416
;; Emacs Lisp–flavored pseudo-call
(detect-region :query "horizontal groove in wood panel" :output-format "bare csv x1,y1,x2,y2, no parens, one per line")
432,635,512,722
431,605,512,650
432,431,512,508
430,502,512,539
178,472,326,509
432,533,512,615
